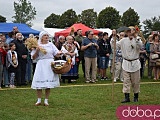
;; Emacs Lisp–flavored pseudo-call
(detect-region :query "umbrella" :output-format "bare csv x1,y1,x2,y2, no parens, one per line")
117,26,130,33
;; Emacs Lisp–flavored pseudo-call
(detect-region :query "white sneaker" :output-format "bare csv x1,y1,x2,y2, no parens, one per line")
114,79,117,82
121,79,123,82
71,79,76,82
10,85,14,88
85,80,90,83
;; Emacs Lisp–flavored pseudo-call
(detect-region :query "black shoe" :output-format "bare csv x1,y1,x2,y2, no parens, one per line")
22,83,27,86
121,93,130,103
101,77,104,80
68,79,72,83
62,79,65,83
104,77,109,80
134,93,138,102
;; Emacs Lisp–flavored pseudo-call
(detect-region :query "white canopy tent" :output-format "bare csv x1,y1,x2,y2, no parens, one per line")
42,27,65,37
95,28,112,36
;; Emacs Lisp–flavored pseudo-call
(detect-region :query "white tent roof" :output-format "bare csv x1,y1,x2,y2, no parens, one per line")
42,27,65,37
95,28,112,36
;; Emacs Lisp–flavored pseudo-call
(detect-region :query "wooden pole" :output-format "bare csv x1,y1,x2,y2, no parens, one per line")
112,36,116,102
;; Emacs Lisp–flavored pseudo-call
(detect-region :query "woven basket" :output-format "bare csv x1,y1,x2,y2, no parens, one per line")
51,61,71,74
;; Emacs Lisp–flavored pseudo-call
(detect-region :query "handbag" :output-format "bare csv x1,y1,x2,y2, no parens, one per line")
156,59,160,66
151,54,159,59
75,57,79,62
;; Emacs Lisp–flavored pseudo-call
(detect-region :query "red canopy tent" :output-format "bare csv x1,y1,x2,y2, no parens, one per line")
55,23,101,37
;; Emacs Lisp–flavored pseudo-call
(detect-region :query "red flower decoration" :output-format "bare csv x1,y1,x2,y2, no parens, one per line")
135,25,140,32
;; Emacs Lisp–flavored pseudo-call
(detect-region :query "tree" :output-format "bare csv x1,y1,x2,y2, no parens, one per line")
78,9,97,28
121,7,140,27
12,0,36,27
44,13,60,28
0,15,6,22
59,9,78,28
97,6,121,29
143,16,160,37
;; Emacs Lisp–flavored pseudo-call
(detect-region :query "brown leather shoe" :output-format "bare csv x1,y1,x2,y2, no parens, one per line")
35,102,41,106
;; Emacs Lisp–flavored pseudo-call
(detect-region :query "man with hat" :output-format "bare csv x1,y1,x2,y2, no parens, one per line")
116,28,143,103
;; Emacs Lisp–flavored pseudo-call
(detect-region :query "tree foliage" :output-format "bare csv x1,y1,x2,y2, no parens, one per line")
78,9,97,28
12,0,36,27
44,13,60,28
97,6,121,29
0,15,6,22
143,16,160,37
121,7,140,27
58,9,78,28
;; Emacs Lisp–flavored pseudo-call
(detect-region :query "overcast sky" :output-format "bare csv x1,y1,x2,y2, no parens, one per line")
0,0,160,30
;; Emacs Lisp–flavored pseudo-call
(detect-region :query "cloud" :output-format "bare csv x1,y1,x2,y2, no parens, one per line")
0,0,160,30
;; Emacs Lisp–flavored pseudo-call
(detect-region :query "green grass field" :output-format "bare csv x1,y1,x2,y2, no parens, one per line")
0,66,159,120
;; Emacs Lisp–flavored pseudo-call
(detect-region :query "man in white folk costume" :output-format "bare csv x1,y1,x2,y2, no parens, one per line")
116,28,143,103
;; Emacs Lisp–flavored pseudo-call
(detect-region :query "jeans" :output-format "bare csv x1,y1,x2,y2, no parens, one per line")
0,64,3,86
25,59,32,82
3,66,9,85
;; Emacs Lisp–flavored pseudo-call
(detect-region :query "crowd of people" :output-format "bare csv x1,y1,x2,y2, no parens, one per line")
0,26,159,105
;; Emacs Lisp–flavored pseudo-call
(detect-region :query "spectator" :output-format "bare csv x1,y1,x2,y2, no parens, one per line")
150,34,160,80
98,32,111,80
81,30,99,83
54,35,65,61
12,26,19,34
146,35,153,78
97,32,103,79
61,36,79,83
12,33,28,86
109,29,119,75
113,32,124,82
6,43,18,88
0,33,6,43
6,32,16,44
0,39,7,89
3,43,9,87
75,29,85,77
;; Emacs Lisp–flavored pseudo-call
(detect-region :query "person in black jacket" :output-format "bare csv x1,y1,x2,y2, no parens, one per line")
54,36,65,60
11,33,28,86
98,32,111,80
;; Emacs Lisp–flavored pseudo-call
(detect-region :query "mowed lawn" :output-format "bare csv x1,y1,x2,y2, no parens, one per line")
0,81,160,120
0,64,159,120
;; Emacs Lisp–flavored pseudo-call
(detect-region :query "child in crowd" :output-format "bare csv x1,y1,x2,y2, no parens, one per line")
6,43,18,88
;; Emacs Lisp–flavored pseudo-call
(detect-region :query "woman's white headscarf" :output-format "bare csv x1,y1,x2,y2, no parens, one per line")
38,31,49,43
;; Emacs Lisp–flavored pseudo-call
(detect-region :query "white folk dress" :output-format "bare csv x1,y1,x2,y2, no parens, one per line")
31,42,60,89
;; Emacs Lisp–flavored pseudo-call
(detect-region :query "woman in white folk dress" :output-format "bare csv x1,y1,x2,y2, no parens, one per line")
31,31,62,106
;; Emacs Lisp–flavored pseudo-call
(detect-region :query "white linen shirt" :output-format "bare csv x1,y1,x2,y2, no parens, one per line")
116,37,143,72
